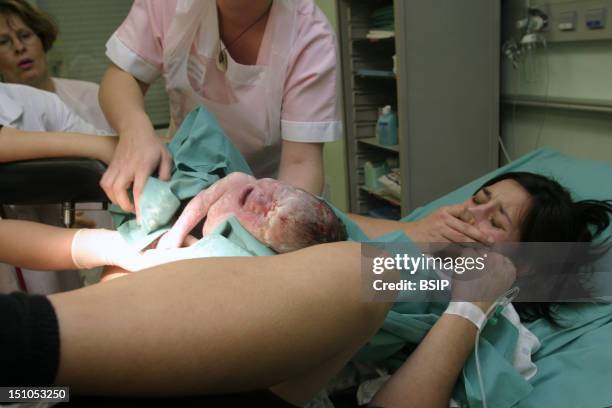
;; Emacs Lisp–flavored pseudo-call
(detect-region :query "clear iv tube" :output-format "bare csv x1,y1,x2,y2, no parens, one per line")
474,287,520,408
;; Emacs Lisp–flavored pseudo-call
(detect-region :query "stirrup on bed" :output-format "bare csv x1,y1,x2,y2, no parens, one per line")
0,157,109,227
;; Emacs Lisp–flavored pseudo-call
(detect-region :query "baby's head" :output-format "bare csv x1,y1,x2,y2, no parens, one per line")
235,178,347,253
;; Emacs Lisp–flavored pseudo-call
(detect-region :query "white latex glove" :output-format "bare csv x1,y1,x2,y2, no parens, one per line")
71,229,146,272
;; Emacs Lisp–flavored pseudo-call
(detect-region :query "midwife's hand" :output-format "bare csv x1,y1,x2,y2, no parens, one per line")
100,130,172,221
409,204,493,244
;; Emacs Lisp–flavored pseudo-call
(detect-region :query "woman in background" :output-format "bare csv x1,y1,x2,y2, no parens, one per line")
0,0,112,133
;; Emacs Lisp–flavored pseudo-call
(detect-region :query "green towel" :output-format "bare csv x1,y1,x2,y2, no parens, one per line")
111,106,252,250
183,216,276,258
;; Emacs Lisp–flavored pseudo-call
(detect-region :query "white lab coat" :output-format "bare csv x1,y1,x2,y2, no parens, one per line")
0,83,111,294
52,77,114,134
0,82,101,133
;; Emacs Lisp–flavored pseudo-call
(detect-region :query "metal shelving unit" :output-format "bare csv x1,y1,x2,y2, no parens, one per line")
337,0,501,217
336,0,399,217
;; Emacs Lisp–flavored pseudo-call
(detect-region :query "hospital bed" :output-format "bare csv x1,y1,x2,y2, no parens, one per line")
0,158,108,227
341,148,612,408
1,105,610,407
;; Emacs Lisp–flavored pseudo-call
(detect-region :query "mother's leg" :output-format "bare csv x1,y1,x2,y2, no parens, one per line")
49,241,391,396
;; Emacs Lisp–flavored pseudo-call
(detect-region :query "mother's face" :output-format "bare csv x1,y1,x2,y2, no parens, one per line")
459,179,531,243
0,13,48,86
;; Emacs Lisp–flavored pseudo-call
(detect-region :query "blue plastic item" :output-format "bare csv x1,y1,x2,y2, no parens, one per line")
376,105,398,146
364,161,389,191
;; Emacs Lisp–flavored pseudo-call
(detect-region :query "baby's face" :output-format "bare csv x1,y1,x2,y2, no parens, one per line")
204,177,320,250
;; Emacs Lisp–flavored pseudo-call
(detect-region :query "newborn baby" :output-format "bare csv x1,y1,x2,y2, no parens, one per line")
158,172,347,253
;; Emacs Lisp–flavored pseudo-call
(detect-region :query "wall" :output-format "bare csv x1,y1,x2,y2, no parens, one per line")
502,20,612,163
316,0,349,211
37,0,169,127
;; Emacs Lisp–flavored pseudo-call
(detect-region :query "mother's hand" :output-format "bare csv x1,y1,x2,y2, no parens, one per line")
408,204,493,244
451,248,517,312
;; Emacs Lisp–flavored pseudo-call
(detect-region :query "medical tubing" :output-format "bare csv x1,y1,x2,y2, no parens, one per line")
474,287,520,408
498,134,512,163
534,40,550,150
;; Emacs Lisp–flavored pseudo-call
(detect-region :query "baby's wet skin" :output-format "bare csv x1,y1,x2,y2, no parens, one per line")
159,171,335,252
203,176,324,251
204,177,298,237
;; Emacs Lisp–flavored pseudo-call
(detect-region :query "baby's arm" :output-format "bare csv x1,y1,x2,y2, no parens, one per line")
158,172,254,249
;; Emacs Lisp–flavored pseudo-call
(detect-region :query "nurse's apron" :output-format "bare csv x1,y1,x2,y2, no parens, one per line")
162,0,298,178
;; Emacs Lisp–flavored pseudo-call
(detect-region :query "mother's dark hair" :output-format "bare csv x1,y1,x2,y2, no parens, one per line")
0,0,58,52
477,171,612,324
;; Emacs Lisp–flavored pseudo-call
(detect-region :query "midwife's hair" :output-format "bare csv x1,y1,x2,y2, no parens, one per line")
0,0,58,52
477,172,612,324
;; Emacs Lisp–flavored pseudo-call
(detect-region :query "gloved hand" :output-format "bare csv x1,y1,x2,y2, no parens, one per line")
71,229,147,271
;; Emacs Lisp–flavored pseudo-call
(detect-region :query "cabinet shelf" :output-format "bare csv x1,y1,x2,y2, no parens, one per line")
352,35,395,44
359,186,401,207
358,137,399,153
356,69,396,79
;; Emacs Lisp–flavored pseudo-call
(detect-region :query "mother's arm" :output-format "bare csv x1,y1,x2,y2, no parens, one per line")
348,204,493,244
370,313,479,408
370,252,516,407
